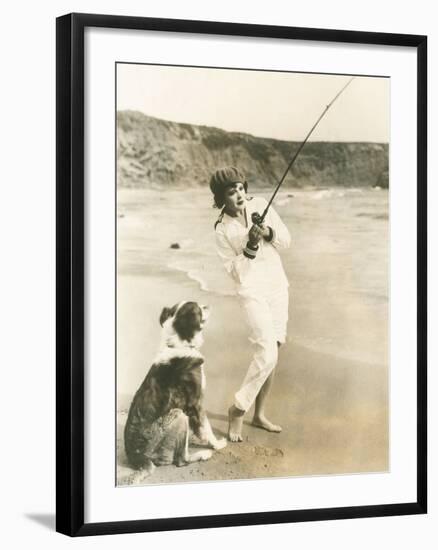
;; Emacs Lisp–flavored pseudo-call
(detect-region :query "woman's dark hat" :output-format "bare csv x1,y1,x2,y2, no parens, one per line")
209,167,246,196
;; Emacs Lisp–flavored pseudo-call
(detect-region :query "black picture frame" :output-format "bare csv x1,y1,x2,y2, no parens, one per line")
56,12,427,537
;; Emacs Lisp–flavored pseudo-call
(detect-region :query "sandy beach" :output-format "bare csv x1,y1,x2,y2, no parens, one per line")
116,188,389,486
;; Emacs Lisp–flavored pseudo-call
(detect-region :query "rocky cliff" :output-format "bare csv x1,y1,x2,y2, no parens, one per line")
117,111,389,189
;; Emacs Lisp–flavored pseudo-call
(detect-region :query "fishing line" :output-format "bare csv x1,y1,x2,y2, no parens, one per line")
252,76,355,225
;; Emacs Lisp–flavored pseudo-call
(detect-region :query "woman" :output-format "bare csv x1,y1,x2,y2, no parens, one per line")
210,166,291,442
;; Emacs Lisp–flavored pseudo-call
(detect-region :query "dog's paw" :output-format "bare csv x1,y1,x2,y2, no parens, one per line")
212,438,227,451
198,450,213,461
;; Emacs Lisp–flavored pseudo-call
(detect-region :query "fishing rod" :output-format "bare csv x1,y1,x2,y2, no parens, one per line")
252,76,355,226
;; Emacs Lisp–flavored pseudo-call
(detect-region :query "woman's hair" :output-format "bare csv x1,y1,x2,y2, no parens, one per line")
209,167,248,209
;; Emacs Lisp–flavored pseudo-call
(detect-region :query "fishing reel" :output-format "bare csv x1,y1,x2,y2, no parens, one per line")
251,212,264,226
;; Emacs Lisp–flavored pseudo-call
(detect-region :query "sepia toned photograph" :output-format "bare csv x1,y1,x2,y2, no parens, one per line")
115,63,389,487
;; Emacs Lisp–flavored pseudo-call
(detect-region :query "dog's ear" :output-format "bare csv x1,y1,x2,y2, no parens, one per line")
159,307,171,327
160,304,179,326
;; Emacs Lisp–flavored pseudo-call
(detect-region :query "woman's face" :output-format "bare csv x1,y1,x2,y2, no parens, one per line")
223,182,246,216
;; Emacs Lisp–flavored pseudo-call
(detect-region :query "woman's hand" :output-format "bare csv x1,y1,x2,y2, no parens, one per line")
248,224,263,246
259,223,271,239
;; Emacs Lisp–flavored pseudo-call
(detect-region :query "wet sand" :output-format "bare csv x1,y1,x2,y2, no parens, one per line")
116,269,388,486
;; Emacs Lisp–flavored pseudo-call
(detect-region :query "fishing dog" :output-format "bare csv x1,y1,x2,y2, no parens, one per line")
124,301,226,476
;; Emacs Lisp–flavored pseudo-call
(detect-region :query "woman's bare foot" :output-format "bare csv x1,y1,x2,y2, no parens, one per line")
252,415,282,433
228,405,244,442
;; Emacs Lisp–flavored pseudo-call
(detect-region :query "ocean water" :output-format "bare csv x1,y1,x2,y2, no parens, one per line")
118,187,389,366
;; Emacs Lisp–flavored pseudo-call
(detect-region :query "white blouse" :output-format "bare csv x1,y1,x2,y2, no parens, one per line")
214,196,291,296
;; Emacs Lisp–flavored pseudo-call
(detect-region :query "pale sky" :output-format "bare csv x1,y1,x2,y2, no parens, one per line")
117,63,389,143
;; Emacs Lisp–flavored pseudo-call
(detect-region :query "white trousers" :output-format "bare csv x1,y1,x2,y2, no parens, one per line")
234,286,289,412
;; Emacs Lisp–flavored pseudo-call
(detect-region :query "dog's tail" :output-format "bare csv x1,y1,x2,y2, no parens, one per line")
124,429,156,473
126,449,155,474
126,458,156,485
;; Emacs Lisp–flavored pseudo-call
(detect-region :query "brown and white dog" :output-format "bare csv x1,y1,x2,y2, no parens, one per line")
124,301,226,477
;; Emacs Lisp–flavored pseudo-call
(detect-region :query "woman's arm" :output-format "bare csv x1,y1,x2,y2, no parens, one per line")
265,203,291,249
215,227,258,284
